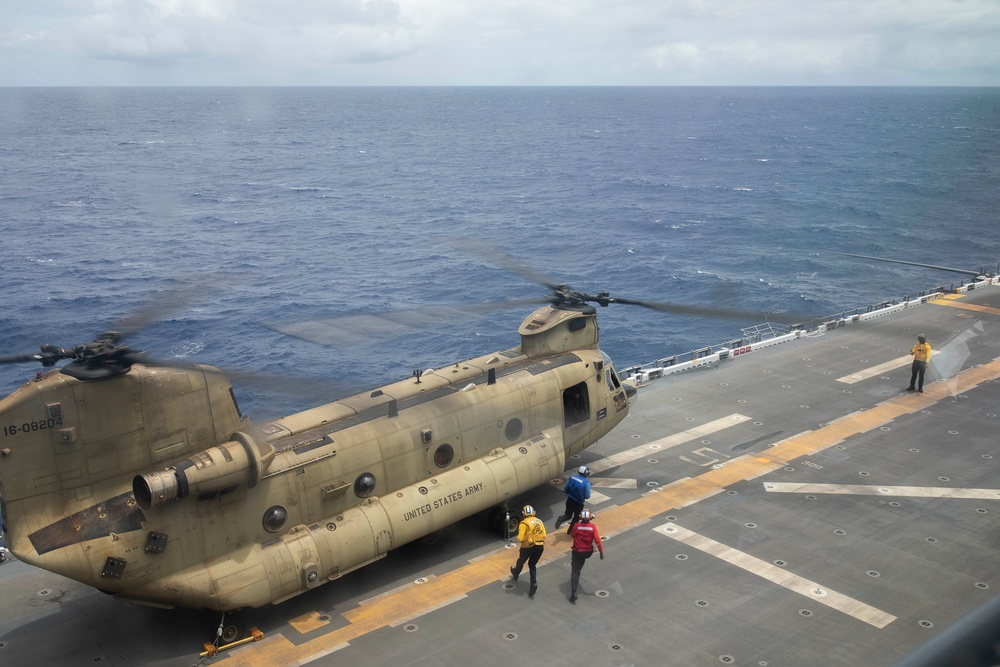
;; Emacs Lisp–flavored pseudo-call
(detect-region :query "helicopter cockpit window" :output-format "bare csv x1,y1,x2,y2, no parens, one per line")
262,506,288,533
602,352,622,391
605,368,621,391
354,473,377,498
434,444,454,468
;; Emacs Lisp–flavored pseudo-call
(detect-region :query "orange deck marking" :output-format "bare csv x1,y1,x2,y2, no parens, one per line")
933,298,1000,317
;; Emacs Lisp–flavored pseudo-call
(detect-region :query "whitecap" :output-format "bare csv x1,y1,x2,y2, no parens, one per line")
169,341,205,359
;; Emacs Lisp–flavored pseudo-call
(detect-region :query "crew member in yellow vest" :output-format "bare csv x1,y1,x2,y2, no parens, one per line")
510,505,546,598
906,334,932,393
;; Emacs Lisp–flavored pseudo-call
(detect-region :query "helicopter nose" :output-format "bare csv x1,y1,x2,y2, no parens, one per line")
623,381,638,404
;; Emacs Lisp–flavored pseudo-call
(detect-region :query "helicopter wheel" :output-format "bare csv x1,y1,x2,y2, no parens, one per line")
487,504,520,538
220,619,243,644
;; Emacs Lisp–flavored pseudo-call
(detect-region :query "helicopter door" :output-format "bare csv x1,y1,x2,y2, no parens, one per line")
562,381,590,428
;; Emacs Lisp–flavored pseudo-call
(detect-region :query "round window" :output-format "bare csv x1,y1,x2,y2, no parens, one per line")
505,418,523,441
262,505,288,533
434,443,455,468
354,473,377,498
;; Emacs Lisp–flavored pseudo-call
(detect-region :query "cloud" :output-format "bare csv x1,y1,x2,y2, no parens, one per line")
1,0,998,85
38,0,415,66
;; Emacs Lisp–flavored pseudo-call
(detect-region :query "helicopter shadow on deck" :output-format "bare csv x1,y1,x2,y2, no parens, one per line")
221,498,561,645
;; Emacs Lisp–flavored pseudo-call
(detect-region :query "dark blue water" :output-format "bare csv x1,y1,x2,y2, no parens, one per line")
2,87,998,419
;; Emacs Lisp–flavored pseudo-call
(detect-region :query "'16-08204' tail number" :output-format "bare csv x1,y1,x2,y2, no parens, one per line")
3,416,63,438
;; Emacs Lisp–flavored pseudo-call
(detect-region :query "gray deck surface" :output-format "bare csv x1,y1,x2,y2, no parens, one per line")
2,285,1000,666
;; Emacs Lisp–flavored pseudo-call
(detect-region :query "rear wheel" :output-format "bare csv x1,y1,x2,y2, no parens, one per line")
221,620,243,644
487,504,520,538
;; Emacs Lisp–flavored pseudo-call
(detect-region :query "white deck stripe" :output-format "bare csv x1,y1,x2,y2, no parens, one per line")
589,477,639,489
587,413,751,474
837,351,937,384
764,482,1000,500
654,522,897,629
555,414,752,503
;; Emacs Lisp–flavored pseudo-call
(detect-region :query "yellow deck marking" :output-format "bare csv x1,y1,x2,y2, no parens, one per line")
228,358,1000,666
933,299,1000,316
764,482,1000,500
654,522,897,628
288,611,332,634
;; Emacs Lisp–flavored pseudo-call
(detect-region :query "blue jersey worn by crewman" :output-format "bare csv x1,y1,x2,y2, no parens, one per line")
564,474,591,504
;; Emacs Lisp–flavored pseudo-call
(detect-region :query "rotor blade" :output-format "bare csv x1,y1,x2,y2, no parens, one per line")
210,367,359,402
827,252,982,277
609,296,806,325
259,297,552,348
446,238,568,292
137,357,359,401
112,276,231,340
0,354,42,365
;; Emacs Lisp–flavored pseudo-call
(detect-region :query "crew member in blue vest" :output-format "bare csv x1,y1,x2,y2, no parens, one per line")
555,465,591,534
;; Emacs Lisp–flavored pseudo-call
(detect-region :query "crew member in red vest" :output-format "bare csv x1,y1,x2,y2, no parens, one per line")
568,509,604,603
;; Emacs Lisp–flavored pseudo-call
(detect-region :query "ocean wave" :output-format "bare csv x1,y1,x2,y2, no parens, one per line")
1,87,997,414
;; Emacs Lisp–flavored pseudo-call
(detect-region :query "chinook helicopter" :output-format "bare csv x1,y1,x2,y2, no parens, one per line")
0,266,790,636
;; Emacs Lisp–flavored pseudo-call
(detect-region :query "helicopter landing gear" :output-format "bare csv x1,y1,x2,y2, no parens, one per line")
200,611,263,657
220,617,243,644
487,502,520,539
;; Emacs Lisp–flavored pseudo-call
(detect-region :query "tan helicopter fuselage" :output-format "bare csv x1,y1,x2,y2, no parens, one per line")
0,305,632,611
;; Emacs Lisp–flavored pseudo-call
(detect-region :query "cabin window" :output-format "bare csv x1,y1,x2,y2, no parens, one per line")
262,506,288,533
354,473,377,498
505,418,523,441
563,381,590,427
434,444,455,468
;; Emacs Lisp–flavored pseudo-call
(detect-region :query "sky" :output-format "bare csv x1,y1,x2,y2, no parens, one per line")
1,0,999,86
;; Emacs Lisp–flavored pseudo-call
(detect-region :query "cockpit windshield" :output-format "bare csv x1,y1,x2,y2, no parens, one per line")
601,351,622,391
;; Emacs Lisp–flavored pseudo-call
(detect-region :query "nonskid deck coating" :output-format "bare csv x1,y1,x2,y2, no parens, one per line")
1,287,999,666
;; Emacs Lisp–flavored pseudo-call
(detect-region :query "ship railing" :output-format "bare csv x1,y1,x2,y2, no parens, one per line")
620,278,996,387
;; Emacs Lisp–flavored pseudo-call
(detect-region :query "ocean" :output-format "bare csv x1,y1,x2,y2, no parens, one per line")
1,87,998,420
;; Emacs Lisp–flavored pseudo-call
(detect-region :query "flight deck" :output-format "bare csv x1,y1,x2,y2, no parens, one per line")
2,284,1000,666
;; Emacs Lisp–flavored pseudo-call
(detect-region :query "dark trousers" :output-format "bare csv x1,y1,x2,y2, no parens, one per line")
570,549,592,595
513,544,544,584
557,498,585,532
909,360,927,390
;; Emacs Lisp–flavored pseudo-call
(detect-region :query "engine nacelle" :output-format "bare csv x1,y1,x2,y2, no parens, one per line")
133,432,268,509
